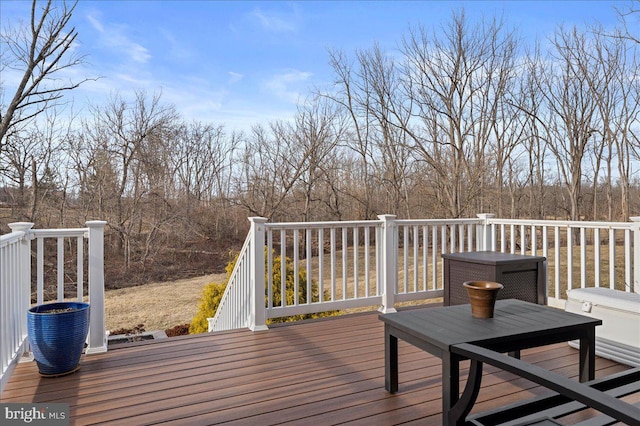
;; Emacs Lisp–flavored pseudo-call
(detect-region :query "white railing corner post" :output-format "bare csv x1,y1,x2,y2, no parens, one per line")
476,213,495,251
85,220,108,354
378,215,397,314
630,216,640,294
8,222,34,345
249,217,269,331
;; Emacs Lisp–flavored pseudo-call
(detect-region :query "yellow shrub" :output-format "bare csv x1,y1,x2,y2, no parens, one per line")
189,281,226,334
190,249,339,334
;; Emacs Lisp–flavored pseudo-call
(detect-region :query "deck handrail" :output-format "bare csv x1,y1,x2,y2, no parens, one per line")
0,221,107,394
0,223,32,394
207,217,269,332
485,216,640,307
210,214,640,332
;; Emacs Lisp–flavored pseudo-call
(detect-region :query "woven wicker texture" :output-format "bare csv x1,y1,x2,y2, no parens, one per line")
447,260,541,305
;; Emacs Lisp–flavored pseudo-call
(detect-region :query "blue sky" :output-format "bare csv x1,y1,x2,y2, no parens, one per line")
1,1,626,132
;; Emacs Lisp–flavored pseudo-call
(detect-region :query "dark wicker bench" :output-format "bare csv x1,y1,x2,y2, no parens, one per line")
451,343,640,426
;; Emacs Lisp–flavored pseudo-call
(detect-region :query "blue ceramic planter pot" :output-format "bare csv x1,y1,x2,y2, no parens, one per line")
27,302,90,377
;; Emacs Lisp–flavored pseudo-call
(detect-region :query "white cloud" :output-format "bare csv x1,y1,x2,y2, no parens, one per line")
87,13,104,33
85,13,151,64
114,73,151,86
251,8,298,33
228,72,243,84
264,70,313,104
162,30,193,61
101,30,150,64
74,73,151,103
161,84,226,123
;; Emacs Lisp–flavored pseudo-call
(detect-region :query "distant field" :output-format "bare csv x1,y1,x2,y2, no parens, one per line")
104,272,226,332
90,242,638,333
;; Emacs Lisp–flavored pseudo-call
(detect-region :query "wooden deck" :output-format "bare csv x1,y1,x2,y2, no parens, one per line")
1,308,632,425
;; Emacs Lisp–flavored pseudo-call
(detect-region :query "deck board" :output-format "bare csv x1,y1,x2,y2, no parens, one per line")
1,309,631,425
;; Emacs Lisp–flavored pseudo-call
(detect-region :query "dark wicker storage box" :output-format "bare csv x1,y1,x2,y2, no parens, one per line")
442,251,546,306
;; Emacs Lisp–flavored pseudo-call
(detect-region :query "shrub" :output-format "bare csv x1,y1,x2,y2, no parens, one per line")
189,249,339,334
189,281,226,334
267,252,339,324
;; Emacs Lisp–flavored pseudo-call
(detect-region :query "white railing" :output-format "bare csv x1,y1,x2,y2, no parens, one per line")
485,216,640,307
210,214,640,332
0,223,31,395
0,221,107,394
207,218,268,332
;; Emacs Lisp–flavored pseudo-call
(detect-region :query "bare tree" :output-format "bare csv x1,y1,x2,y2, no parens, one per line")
325,49,377,219
327,46,422,219
615,58,640,220
615,0,640,44
173,121,240,239
0,0,90,149
400,11,519,217
293,97,346,222
355,44,416,218
237,123,305,219
598,30,639,223
538,26,600,221
0,108,67,222
83,91,178,269
583,25,640,221
518,44,551,219
237,100,347,222
64,129,97,220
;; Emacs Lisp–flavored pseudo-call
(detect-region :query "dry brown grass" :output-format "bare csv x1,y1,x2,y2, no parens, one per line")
103,242,630,333
104,272,227,332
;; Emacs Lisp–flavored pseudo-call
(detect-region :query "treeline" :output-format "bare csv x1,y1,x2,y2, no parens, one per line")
1,11,639,284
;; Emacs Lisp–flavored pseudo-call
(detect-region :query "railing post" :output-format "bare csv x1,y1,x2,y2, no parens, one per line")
631,217,640,294
249,217,269,331
85,221,108,354
378,215,397,314
7,222,34,348
476,213,495,251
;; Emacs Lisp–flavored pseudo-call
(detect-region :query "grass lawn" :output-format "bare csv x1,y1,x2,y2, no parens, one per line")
104,272,226,332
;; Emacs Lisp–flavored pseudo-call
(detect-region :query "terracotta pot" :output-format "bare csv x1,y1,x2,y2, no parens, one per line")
463,281,504,318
